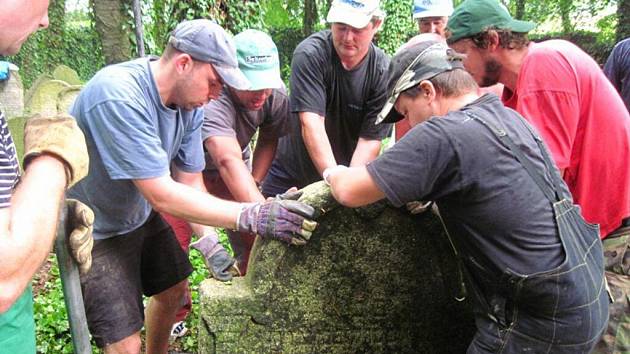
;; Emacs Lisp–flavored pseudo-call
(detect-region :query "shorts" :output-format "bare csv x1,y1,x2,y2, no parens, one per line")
80,211,193,348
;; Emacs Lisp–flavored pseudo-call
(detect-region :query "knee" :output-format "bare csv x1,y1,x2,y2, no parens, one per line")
154,280,188,305
103,332,141,354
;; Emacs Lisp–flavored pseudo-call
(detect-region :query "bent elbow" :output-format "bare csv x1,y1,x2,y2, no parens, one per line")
0,284,22,313
331,188,363,208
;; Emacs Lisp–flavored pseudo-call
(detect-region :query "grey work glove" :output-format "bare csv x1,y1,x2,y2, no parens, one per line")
190,233,240,282
66,199,94,275
23,114,89,188
237,199,318,246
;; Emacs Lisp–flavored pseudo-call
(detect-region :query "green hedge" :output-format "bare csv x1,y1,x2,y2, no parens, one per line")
530,30,615,65
8,25,104,89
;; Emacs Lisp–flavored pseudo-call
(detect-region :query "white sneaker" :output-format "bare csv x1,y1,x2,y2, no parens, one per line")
170,321,188,339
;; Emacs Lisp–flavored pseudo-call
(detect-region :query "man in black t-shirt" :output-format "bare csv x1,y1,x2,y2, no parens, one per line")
261,0,392,196
325,40,608,353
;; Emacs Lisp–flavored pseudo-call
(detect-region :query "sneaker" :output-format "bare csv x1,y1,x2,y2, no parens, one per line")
170,321,188,339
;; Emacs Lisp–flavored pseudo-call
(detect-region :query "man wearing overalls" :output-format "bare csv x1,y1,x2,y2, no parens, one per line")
325,39,609,353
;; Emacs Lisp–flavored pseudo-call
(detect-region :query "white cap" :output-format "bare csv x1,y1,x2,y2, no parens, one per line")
327,0,385,29
412,0,453,19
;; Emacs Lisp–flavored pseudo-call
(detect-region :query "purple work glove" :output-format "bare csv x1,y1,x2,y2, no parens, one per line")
237,199,318,245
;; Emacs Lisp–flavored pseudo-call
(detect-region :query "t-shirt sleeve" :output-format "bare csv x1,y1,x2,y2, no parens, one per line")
289,51,327,116
202,93,238,140
0,113,18,208
173,109,205,173
359,59,393,140
83,100,170,179
603,46,620,89
604,42,629,93
515,49,580,170
260,88,291,139
366,122,458,207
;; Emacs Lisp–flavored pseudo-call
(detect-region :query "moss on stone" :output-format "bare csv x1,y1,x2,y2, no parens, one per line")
199,181,475,353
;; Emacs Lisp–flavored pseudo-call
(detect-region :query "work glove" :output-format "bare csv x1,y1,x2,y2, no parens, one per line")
190,232,240,282
66,199,94,275
237,199,318,246
23,114,89,188
406,201,433,215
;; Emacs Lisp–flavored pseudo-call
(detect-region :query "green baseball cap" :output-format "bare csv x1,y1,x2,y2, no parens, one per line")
234,29,282,91
446,0,536,44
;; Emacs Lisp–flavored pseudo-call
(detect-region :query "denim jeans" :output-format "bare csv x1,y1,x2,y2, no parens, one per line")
467,200,609,354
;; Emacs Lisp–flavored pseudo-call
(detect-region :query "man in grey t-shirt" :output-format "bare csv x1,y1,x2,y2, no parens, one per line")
261,0,392,196
160,30,291,330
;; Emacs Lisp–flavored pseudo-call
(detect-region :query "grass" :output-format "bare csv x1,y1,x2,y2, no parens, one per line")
7,117,231,353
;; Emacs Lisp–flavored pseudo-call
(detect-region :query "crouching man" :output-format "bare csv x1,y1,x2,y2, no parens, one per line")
325,40,608,353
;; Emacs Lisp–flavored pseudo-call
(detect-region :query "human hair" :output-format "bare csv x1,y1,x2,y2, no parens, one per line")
161,42,180,60
370,14,385,27
468,27,529,50
401,68,478,98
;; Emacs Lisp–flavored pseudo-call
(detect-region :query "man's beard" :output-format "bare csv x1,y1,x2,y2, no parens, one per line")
481,58,502,87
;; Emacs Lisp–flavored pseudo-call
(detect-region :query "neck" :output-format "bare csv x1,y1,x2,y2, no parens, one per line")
438,91,480,114
150,59,176,107
339,49,369,70
497,43,531,91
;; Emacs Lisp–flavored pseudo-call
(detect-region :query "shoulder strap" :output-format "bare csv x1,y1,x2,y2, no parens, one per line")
464,111,565,204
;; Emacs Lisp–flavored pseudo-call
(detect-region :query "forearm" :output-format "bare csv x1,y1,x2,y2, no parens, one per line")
350,138,382,167
251,137,277,186
326,165,385,208
144,179,242,230
170,169,244,235
300,113,336,176
218,158,265,203
0,156,66,312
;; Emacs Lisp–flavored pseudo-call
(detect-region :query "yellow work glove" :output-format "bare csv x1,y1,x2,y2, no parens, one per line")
23,114,89,188
66,199,94,275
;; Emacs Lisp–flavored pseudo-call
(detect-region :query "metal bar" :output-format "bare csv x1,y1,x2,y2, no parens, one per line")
132,0,145,57
54,204,92,354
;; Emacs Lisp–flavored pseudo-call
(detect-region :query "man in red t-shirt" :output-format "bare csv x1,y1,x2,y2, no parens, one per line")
446,0,630,352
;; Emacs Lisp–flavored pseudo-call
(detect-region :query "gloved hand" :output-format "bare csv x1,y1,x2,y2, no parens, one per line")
190,233,240,282
406,201,433,215
23,114,89,188
66,199,94,275
237,199,318,246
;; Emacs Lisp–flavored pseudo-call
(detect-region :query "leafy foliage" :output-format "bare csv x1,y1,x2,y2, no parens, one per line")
377,0,416,55
7,6,104,88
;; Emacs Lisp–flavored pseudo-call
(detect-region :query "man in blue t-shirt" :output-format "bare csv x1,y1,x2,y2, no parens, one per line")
0,2,92,353
325,40,608,353
69,19,318,353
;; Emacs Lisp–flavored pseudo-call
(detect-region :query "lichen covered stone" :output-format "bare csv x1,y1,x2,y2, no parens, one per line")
52,65,82,86
25,79,70,116
199,181,475,353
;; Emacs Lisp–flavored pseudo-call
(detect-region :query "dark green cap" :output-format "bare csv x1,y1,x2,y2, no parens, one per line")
446,0,536,44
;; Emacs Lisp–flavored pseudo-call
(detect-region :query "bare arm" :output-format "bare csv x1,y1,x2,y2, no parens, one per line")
0,155,66,312
349,138,382,167
251,132,278,189
205,136,265,203
170,167,227,238
300,112,337,176
327,165,385,208
133,174,242,231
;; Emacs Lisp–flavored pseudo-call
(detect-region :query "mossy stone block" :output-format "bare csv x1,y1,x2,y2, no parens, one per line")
199,181,475,353
52,65,82,85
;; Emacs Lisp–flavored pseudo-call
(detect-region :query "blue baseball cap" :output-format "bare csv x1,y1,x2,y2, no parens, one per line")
234,30,282,91
169,19,251,90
